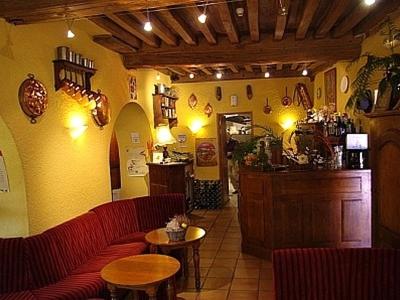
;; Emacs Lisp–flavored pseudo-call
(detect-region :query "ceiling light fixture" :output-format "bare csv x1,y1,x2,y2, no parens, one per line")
264,71,270,78
66,19,75,39
364,0,376,6
198,2,208,23
277,0,289,16
236,7,245,17
189,73,195,79
216,72,223,79
144,8,153,32
302,69,308,76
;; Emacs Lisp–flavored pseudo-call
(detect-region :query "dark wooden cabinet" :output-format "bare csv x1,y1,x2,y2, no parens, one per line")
147,162,194,210
368,111,400,248
239,169,371,259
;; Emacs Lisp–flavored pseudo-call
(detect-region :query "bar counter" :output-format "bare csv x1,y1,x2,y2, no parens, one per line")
238,168,371,259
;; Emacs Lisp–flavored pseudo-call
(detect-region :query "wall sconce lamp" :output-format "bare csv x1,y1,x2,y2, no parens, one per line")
68,115,88,139
154,124,176,161
189,120,203,134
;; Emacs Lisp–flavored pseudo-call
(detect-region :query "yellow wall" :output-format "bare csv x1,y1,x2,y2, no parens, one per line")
0,116,29,237
172,77,312,179
0,19,138,235
114,102,151,198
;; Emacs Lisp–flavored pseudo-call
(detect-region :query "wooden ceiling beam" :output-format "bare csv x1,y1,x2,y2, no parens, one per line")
260,65,268,73
216,1,239,43
105,14,160,47
0,0,200,24
315,0,348,38
93,34,136,54
244,65,253,72
89,16,141,49
290,63,299,70
131,11,177,46
247,0,259,42
187,7,217,44
275,1,291,40
228,64,239,73
353,0,400,37
167,67,185,76
172,69,312,83
276,63,283,70
123,35,361,68
181,67,194,74
200,67,213,75
158,10,197,45
333,3,374,38
296,0,320,39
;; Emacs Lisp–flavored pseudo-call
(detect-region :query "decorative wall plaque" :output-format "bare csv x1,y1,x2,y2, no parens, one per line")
18,74,48,123
188,93,197,109
324,68,337,111
204,103,213,117
91,91,111,128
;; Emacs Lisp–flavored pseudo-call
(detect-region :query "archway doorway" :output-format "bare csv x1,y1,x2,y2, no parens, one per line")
109,102,152,200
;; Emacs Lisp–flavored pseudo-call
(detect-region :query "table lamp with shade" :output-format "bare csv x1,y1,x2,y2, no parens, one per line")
154,124,177,162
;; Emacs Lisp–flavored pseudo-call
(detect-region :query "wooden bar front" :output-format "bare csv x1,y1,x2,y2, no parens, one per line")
239,169,371,259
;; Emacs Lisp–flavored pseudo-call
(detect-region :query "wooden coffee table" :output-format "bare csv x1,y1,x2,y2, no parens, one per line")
145,226,206,291
101,254,180,300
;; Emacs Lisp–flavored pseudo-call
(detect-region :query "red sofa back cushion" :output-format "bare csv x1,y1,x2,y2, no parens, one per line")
273,248,400,300
47,212,108,273
0,238,32,293
133,194,186,232
25,232,69,288
90,199,140,244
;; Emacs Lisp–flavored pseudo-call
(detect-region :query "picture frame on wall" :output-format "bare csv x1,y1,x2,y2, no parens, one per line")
129,75,137,101
324,68,337,111
195,138,218,167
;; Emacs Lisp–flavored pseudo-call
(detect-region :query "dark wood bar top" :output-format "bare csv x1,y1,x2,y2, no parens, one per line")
239,168,371,259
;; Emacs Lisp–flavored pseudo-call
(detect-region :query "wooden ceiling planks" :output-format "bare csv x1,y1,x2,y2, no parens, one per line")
93,34,137,53
186,6,217,44
296,0,320,39
215,1,239,43
157,10,197,45
315,0,349,38
247,0,260,42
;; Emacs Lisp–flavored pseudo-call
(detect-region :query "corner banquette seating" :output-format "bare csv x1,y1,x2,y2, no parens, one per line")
273,248,400,300
0,193,185,300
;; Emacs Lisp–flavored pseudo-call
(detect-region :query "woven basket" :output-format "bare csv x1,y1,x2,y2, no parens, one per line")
166,228,187,241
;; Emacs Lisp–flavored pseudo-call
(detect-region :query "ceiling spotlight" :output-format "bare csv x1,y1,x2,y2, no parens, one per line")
236,7,245,17
189,73,195,79
364,0,375,5
198,3,208,23
264,71,270,78
277,0,289,16
144,9,152,31
302,69,308,76
66,19,75,39
216,72,223,79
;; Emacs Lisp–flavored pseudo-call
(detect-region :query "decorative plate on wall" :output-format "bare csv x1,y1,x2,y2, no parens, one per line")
18,73,48,123
188,93,197,109
204,102,213,117
340,75,350,93
91,92,111,128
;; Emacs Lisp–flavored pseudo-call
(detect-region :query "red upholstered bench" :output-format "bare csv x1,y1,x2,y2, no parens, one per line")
0,193,186,300
273,248,400,300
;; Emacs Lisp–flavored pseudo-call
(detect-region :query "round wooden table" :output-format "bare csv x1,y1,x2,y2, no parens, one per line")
101,254,180,300
145,226,206,291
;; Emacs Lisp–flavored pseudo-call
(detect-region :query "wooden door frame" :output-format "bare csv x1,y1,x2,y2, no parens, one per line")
217,112,253,202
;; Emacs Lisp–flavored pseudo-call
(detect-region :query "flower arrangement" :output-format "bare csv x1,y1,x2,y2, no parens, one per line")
165,215,190,241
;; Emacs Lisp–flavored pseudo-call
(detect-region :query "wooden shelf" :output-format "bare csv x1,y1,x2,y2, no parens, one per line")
53,59,96,91
153,93,178,128
153,93,178,100
365,110,400,118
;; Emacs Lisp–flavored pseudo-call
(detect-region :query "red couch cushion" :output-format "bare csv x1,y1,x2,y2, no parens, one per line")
32,272,105,300
91,199,140,245
0,238,31,294
0,291,36,300
110,231,147,245
133,193,186,232
25,232,69,289
71,242,147,275
47,212,108,273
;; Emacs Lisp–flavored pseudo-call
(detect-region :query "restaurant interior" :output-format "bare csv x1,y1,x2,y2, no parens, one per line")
1,0,400,299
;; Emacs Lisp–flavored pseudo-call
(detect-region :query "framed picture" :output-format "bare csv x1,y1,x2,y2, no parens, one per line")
129,75,137,101
195,138,218,167
324,68,337,111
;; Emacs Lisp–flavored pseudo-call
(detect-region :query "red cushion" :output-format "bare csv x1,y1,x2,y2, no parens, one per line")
90,199,140,244
0,238,32,293
71,242,147,275
47,212,107,273
32,272,105,300
110,231,147,245
133,194,186,232
25,232,69,289
0,291,36,300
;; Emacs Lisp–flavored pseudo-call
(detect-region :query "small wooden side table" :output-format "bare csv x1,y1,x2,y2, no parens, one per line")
101,254,180,300
145,226,206,291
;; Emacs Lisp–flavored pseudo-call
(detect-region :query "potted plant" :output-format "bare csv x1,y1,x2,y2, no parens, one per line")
346,19,400,112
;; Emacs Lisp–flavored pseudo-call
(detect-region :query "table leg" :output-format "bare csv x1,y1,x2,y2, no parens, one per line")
146,285,158,300
181,248,188,278
107,284,118,300
192,244,201,291
167,277,177,300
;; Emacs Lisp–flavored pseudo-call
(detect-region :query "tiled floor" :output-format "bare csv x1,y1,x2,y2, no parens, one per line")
177,196,275,300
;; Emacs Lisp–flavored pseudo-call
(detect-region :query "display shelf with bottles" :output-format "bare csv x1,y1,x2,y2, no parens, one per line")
153,85,178,128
